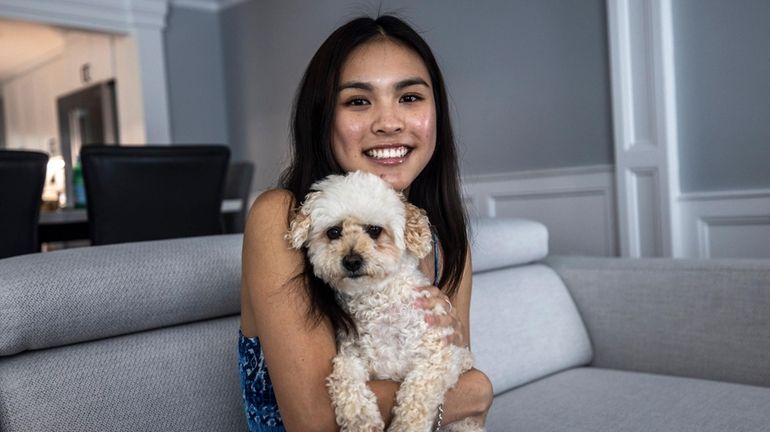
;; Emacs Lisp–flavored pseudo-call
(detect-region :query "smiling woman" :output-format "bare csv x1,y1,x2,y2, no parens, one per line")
239,15,493,432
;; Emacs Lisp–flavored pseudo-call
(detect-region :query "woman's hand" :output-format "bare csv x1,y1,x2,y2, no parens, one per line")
415,286,467,347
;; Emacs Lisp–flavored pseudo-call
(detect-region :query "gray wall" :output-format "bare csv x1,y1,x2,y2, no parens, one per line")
164,6,229,146
220,0,613,190
673,0,770,192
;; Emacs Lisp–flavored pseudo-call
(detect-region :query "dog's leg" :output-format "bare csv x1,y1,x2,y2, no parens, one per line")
388,360,451,431
327,353,384,432
386,342,464,432
439,348,484,432
389,346,483,432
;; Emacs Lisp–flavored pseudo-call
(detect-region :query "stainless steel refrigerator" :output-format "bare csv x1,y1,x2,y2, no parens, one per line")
57,79,119,207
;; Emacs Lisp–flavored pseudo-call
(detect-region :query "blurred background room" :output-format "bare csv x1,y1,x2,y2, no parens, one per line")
0,0,767,258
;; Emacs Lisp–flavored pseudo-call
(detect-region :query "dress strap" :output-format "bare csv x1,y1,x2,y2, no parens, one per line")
431,229,441,287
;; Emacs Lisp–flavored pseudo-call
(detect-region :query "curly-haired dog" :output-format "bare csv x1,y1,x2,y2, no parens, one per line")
287,171,483,432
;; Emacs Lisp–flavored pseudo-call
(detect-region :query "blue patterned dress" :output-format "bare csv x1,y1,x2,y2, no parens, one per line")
239,233,441,431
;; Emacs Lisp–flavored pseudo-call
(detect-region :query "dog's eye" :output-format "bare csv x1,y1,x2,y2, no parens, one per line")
366,225,382,239
326,227,342,240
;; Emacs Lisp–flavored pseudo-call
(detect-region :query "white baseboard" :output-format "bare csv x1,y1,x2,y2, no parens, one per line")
462,165,618,257
678,189,770,259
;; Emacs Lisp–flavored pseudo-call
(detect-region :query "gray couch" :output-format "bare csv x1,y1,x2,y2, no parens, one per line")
1,218,769,431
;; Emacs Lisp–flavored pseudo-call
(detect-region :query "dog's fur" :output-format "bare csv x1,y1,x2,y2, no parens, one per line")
287,171,483,432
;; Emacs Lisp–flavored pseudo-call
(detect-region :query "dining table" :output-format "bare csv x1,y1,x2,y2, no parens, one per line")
38,199,243,244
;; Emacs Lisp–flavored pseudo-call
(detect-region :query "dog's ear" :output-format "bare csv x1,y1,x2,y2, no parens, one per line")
285,191,319,249
403,199,433,259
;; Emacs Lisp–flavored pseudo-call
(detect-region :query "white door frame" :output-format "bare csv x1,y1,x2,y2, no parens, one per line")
607,0,682,257
0,0,172,144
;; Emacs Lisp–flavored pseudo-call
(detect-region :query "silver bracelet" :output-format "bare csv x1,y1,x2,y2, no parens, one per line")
433,403,444,431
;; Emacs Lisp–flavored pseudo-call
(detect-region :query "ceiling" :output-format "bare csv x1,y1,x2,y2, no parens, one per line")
0,18,65,82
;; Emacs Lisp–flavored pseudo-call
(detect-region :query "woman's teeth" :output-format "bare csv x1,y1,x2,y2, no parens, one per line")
365,147,408,159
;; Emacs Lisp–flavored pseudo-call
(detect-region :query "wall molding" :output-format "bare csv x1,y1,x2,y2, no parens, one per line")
607,0,681,257
463,164,613,183
679,188,770,202
462,165,618,256
679,189,770,258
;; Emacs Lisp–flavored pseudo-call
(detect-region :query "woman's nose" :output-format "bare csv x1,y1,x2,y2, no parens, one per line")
371,104,404,135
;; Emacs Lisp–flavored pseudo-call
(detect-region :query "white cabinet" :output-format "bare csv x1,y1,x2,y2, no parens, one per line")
2,31,116,152
59,32,115,96
3,65,60,153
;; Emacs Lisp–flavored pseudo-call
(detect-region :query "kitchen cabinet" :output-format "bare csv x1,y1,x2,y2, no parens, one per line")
2,31,116,153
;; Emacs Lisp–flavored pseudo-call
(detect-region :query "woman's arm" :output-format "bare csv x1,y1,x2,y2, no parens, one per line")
241,189,340,431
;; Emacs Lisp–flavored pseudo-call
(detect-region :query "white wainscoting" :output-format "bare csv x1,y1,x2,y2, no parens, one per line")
462,165,618,257
678,189,770,259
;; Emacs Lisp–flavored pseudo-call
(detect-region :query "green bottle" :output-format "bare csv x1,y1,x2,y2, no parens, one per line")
73,159,86,208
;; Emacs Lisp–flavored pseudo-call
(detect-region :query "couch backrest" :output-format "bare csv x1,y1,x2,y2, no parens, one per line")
0,218,595,428
548,256,770,388
0,235,246,432
469,218,593,395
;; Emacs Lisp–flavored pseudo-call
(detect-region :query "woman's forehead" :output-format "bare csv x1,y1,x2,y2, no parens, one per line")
339,39,431,86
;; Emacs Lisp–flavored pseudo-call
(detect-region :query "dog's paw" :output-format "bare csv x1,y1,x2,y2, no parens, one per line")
441,417,485,431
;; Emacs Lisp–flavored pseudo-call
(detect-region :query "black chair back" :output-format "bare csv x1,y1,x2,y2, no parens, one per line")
222,161,254,234
81,145,230,245
0,150,48,259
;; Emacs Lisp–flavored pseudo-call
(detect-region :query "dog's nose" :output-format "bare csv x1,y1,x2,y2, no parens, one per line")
342,253,363,273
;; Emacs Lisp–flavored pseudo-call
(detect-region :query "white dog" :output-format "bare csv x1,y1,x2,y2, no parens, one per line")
287,171,483,432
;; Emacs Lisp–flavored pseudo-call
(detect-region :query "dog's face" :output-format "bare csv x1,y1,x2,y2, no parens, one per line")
286,171,432,293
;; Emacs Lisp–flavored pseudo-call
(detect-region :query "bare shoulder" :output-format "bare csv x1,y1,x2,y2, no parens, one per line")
241,188,306,328
246,188,295,229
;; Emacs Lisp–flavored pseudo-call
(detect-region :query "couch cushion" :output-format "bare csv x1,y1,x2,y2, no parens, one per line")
486,367,770,432
0,315,246,432
470,264,592,395
0,234,242,356
470,218,548,273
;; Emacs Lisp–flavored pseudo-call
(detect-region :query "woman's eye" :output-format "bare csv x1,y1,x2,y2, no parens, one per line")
399,94,422,103
366,225,382,239
326,227,342,240
345,98,370,107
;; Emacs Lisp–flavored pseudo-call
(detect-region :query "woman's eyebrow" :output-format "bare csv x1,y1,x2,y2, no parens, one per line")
338,77,430,92
338,81,373,92
395,77,430,90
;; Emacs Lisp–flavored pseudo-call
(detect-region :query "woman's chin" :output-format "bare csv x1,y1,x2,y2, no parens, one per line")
375,173,410,192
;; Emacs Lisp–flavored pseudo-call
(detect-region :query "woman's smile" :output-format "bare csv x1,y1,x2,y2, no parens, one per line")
364,145,412,165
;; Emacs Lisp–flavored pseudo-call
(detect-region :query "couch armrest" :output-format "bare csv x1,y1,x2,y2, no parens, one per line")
546,256,770,388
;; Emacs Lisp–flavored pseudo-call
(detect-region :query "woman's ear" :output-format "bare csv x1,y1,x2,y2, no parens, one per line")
285,191,319,249
403,199,433,259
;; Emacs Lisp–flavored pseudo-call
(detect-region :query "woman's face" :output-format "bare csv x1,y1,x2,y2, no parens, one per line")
332,38,437,192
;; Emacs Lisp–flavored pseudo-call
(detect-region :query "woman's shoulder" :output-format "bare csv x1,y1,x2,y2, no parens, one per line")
247,188,295,227
252,188,295,211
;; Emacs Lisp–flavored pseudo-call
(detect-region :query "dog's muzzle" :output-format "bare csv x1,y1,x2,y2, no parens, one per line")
342,252,364,277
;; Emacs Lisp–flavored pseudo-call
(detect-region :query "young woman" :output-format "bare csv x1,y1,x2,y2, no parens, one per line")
240,15,493,432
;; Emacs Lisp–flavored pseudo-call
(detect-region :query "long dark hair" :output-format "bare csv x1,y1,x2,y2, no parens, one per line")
280,15,468,336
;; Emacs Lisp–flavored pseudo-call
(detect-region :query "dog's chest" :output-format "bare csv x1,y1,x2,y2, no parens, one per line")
349,295,429,381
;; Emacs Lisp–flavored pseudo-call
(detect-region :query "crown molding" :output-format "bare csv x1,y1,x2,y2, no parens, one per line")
171,0,249,12
0,0,168,32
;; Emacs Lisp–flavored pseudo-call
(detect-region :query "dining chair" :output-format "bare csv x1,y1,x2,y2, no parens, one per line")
0,150,48,259
222,160,254,234
81,145,230,245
